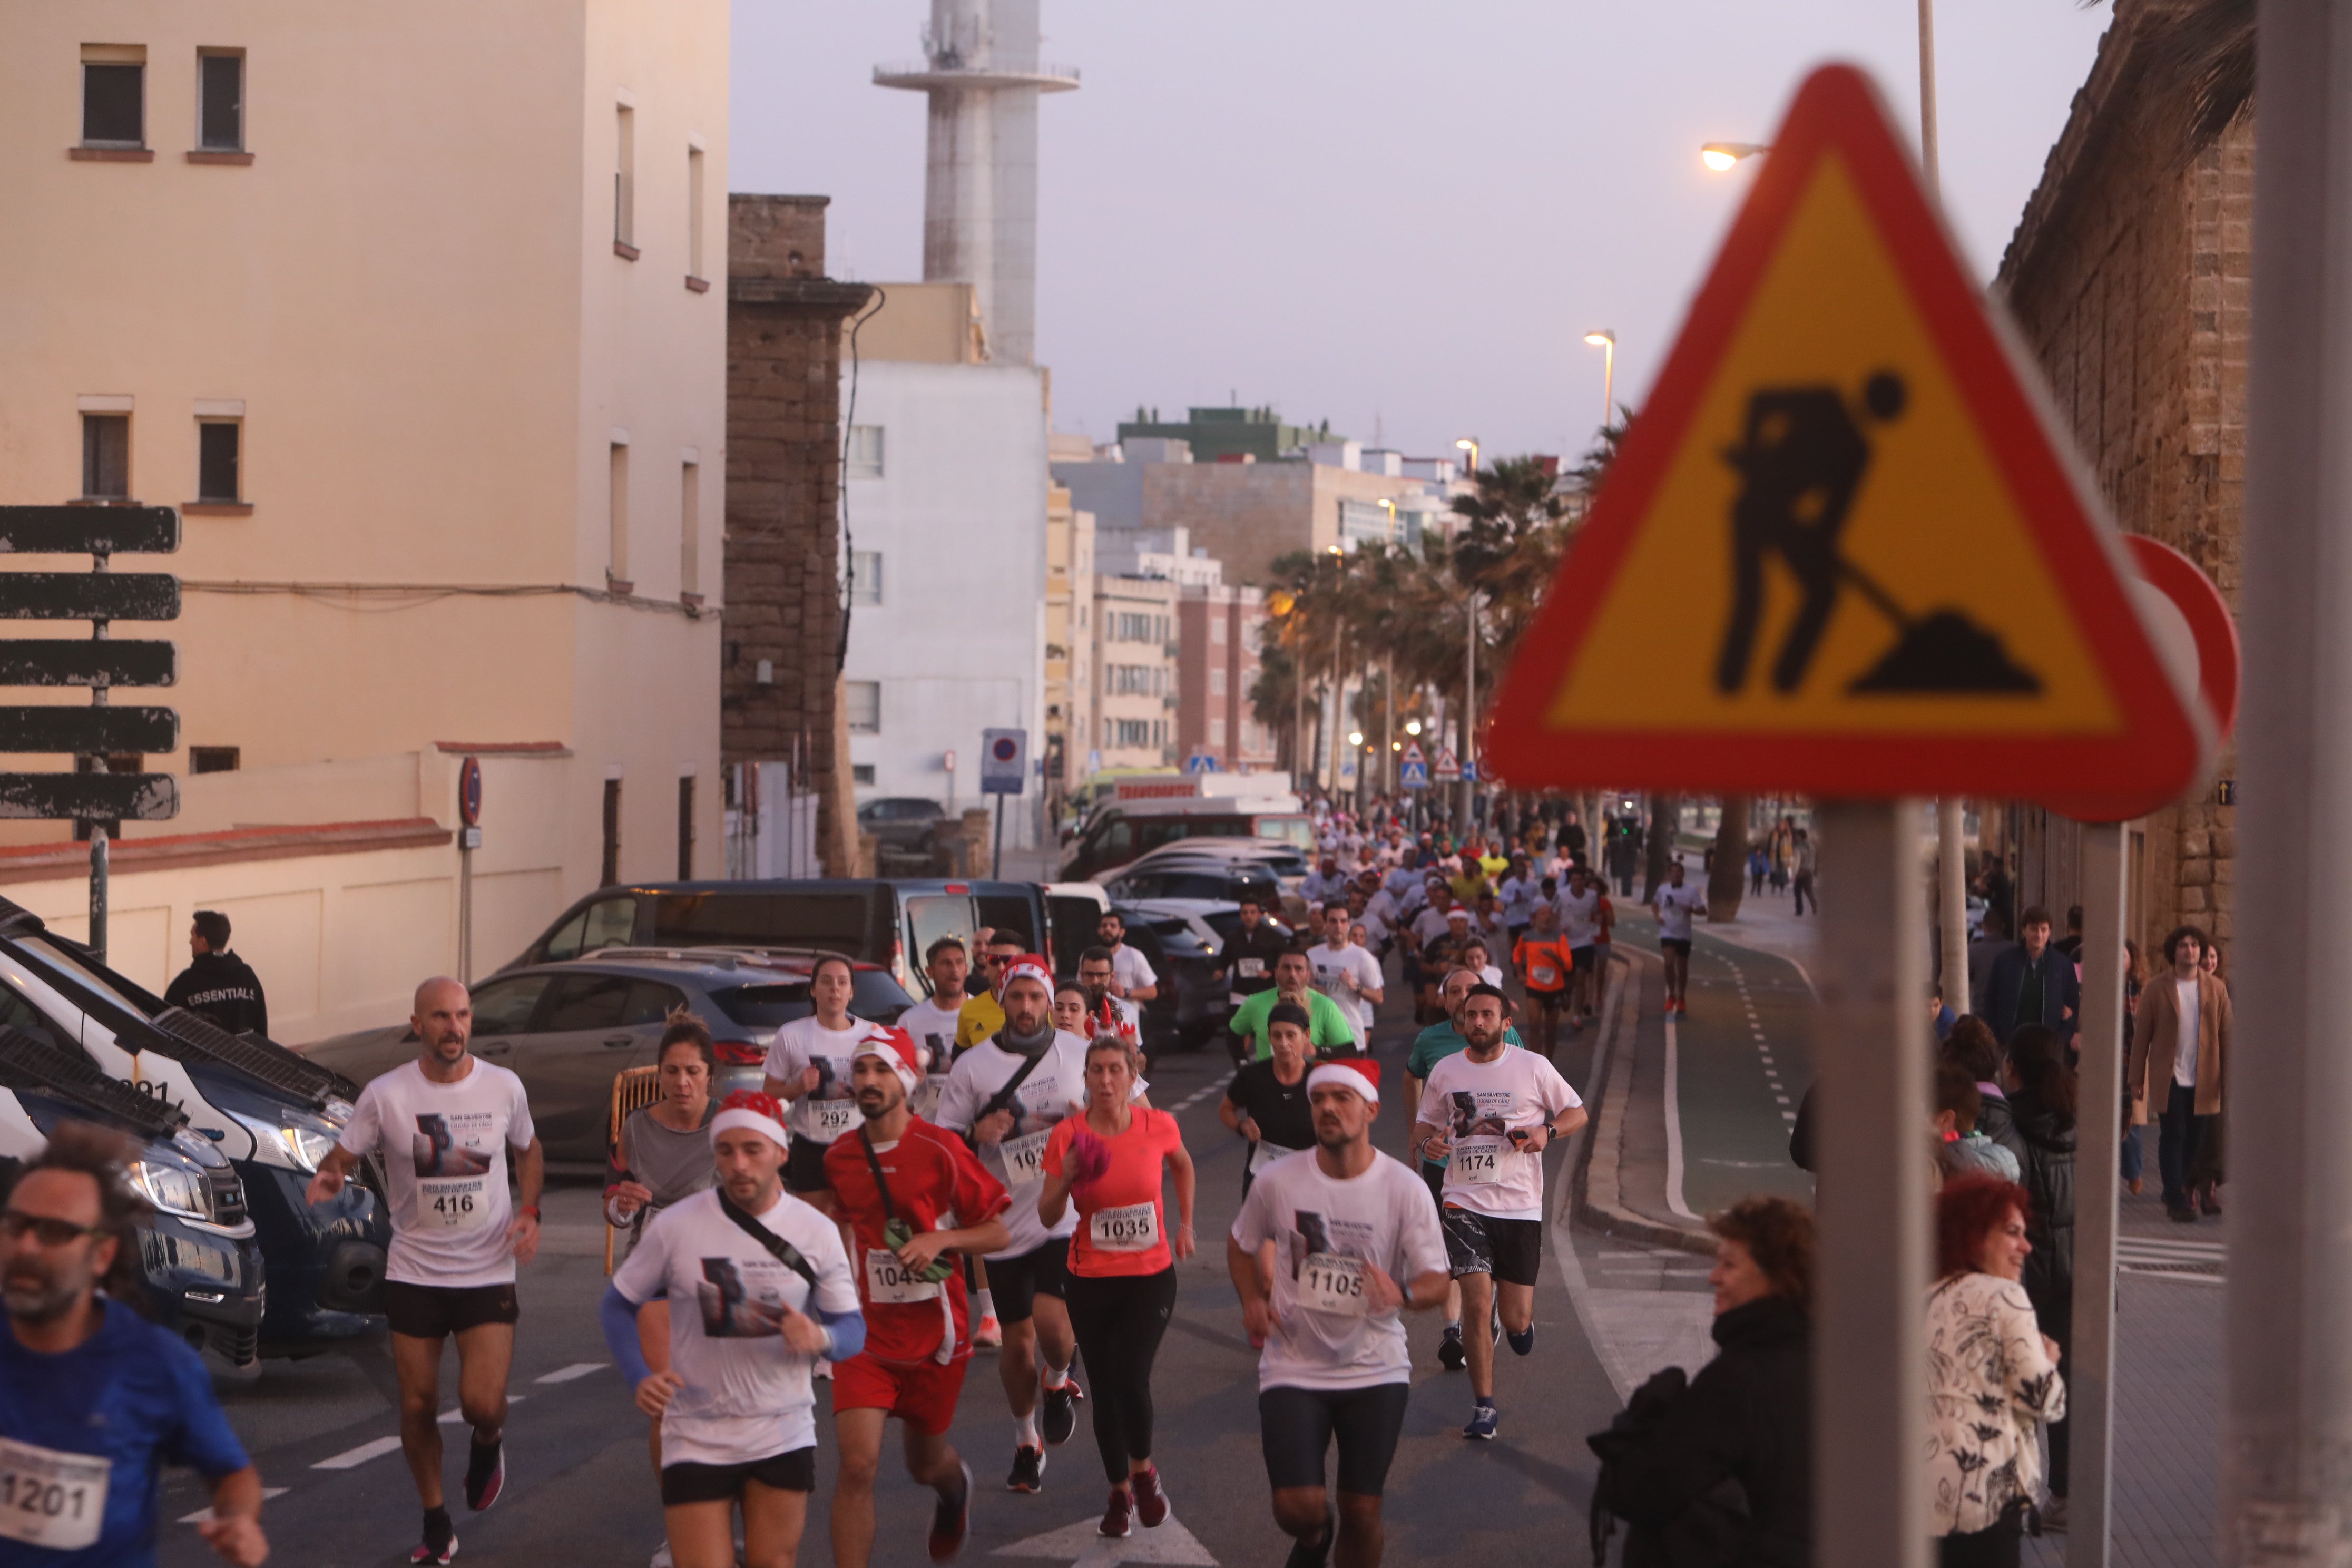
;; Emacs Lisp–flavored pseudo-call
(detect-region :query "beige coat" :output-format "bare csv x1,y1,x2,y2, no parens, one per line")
2127,970,2230,1121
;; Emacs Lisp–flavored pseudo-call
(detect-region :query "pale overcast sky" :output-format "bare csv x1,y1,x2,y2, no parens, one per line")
731,1,2112,465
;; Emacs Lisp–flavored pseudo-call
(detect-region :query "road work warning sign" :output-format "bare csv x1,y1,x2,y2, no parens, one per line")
1487,65,2207,811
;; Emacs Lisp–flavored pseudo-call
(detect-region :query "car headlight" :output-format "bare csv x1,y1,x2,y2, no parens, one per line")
320,1097,355,1130
230,1112,338,1172
130,1159,212,1221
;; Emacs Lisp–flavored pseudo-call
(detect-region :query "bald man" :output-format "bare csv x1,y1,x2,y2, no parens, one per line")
307,977,544,1565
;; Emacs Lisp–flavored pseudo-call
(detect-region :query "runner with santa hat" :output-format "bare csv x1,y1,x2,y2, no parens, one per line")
599,1090,865,1568
1227,1057,1450,1568
823,1026,1013,1564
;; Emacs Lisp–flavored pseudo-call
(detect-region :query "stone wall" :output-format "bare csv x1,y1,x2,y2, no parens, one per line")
723,194,874,875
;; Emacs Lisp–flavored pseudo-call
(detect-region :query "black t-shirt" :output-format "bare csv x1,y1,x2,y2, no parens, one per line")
1223,1059,1319,1192
1217,924,1292,996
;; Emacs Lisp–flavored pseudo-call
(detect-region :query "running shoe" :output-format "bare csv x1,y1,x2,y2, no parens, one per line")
1283,1511,1336,1568
929,1461,973,1561
1437,1324,1466,1371
1507,1324,1535,1357
648,1545,672,1568
411,1510,458,1565
1007,1444,1046,1493
1042,1377,1084,1446
1132,1465,1169,1529
463,1437,505,1512
973,1311,1004,1350
1099,1486,1134,1538
1463,1402,1500,1442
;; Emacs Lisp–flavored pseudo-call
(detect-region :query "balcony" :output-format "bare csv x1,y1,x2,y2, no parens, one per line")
873,59,1081,93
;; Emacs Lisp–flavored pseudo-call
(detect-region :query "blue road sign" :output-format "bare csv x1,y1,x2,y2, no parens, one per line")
1400,761,1430,789
981,728,1027,796
1461,758,1480,783
1185,753,1219,773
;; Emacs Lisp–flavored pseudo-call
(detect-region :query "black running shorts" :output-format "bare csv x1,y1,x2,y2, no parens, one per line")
382,1281,519,1339
1259,1383,1412,1496
1440,1206,1544,1288
786,1136,832,1194
660,1447,816,1504
985,1236,1069,1324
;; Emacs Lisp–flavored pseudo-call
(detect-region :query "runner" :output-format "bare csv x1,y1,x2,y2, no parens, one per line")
1231,950,1357,1063
826,1027,1014,1565
1651,861,1707,1014
2,1124,272,1567
1409,984,1587,1439
1038,1035,1198,1538
1075,948,1144,1048
899,937,977,1123
1308,908,1384,1050
1096,910,1159,1004
307,976,544,1565
1496,852,1541,952
1214,895,1291,1013
1554,867,1603,1031
1220,1004,1320,1197
1053,982,1094,1037
1511,904,1575,1061
601,1091,864,1568
934,957,1126,1495
761,953,871,1216
1227,1059,1449,1568
956,938,1030,1054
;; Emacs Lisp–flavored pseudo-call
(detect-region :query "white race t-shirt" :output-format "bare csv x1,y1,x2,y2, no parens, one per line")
934,1032,1145,1259
611,1187,860,1467
1309,944,1383,1043
1109,944,1158,995
2173,976,2201,1087
1422,1047,1583,1221
898,996,967,1121
761,1015,869,1146
1229,1150,1449,1392
1555,888,1602,947
1653,884,1705,942
337,1057,537,1288
1497,876,1542,927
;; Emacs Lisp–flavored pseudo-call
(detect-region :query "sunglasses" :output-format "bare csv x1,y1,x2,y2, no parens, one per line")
0,1212,105,1247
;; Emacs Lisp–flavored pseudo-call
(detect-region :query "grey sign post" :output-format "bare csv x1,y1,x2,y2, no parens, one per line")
0,506,182,963
979,728,1026,880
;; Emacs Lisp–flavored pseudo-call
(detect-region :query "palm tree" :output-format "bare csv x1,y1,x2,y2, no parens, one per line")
2142,0,2253,153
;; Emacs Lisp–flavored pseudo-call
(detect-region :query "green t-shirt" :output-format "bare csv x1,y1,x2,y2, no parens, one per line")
1229,988,1357,1062
1407,1021,1526,1170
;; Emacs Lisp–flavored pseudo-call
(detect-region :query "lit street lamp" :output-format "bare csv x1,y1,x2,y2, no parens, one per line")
1699,141,1771,172
1453,437,1479,478
1583,329,1616,429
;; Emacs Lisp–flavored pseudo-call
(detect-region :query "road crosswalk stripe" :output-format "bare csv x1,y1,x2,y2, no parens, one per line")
536,1362,606,1384
312,1436,403,1471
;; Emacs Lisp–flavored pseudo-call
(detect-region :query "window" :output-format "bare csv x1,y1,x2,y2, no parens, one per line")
82,415,129,499
851,763,876,785
687,145,706,280
81,51,144,146
1110,717,1152,748
197,422,239,502
1210,717,1227,745
680,459,700,596
198,52,242,151
607,442,630,583
466,975,551,1035
677,776,695,878
847,425,884,481
189,747,239,774
1209,667,1226,697
600,778,624,885
613,105,636,254
849,550,883,606
845,680,880,734
1211,616,1227,645
545,896,636,960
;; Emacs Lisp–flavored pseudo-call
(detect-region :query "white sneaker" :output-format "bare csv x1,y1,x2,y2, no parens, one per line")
650,1545,673,1568
814,1358,833,1381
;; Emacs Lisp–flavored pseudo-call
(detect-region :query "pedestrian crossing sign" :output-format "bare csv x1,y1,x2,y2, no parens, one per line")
1400,740,1426,766
1486,64,2209,818
1432,747,1462,782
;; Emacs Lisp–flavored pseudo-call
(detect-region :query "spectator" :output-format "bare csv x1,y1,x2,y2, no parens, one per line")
1590,1196,1813,1566
1935,1060,2019,1184
164,910,269,1036
1928,1173,2066,1567
1966,905,2016,1019
1982,906,2080,1047
1942,1017,2026,1170
2120,940,2146,1196
2006,1024,2077,1531
2127,925,2231,1223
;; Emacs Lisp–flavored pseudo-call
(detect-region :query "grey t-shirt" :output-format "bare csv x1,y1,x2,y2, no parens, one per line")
617,1103,716,1253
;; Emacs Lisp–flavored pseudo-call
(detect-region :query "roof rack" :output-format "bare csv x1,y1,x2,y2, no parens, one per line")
151,1007,357,1108
0,1025,188,1138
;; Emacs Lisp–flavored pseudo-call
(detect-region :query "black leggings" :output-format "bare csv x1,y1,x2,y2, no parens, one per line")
1065,1268,1178,1484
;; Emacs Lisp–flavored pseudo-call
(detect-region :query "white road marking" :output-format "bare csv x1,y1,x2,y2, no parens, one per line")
1661,1013,1699,1222
536,1361,606,1384
182,1490,287,1523
992,1513,1217,1563
312,1436,404,1471
440,1395,525,1423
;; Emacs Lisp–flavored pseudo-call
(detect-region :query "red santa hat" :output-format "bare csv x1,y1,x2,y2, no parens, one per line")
995,953,1055,1002
711,1089,792,1150
851,1024,924,1095
1307,1056,1381,1105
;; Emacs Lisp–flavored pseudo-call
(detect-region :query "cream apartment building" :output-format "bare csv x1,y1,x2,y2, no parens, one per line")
1092,574,1180,770
0,2,726,1035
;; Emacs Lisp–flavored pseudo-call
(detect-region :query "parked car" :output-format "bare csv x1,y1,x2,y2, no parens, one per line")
306,951,916,1165
1043,882,1111,978
1108,904,1241,1053
856,797,949,853
0,899,389,1355
0,1024,268,1373
1059,799,1314,882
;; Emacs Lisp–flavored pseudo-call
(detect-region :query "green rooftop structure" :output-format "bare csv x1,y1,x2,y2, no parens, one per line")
1114,405,1336,464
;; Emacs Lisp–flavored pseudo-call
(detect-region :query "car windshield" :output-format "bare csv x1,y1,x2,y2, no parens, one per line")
19,933,170,1018
652,893,875,955
707,970,913,1027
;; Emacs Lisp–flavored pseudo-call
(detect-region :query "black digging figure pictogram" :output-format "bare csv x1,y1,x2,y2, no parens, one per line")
1712,370,2041,698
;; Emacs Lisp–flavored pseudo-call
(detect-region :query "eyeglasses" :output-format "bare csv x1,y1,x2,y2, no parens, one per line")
0,1212,105,1247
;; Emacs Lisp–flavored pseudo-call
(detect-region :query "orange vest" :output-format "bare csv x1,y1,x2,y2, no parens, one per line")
1515,934,1574,993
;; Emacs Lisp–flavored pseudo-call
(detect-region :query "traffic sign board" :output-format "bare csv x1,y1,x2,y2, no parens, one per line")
0,574,180,622
1460,756,1480,783
0,506,179,557
1400,740,1426,767
1486,64,2206,816
0,772,176,822
0,708,177,754
980,728,1027,796
1399,761,1429,789
1432,746,1461,782
1185,752,1219,773
0,641,174,689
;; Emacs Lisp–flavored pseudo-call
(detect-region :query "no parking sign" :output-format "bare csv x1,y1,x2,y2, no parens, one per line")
980,729,1026,797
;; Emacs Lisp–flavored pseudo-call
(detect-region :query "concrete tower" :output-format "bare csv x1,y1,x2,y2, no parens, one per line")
875,0,1076,366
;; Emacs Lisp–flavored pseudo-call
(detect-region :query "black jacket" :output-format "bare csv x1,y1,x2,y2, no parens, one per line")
2010,1086,2077,1311
164,949,269,1037
1215,923,1290,997
1596,1296,1812,1567
1983,945,2080,1046
1972,1087,2029,1169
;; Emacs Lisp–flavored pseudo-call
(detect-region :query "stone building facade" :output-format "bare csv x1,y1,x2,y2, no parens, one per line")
724,195,874,874
1994,0,2249,958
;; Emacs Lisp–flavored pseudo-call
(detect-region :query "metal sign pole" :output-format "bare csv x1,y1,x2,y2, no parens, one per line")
992,794,1004,882
2071,819,2127,1567
87,824,107,966
1812,798,1928,1568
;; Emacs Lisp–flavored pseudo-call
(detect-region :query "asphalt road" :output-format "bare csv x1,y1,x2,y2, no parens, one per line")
159,981,1628,1568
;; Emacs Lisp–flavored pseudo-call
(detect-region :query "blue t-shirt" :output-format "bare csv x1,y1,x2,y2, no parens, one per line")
0,1301,250,1567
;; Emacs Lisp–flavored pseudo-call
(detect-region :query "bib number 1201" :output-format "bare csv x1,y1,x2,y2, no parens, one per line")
0,1437,111,1551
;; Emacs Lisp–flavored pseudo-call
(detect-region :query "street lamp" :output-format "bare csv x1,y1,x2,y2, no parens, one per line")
1348,731,1364,747
1700,141,1771,171
1583,330,1616,429
1453,438,1479,478
1405,720,1422,737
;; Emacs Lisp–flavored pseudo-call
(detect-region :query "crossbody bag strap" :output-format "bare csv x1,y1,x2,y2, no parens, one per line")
859,1127,899,1227
714,1189,819,1292
974,1046,1050,1132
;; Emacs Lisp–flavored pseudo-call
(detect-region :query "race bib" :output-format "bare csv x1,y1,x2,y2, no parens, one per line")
1451,1138,1507,1183
801,1097,860,1143
0,1437,111,1551
997,1129,1052,1191
1297,1252,1370,1318
1089,1202,1160,1253
1237,957,1267,978
865,1247,944,1304
1530,963,1560,987
419,1175,489,1231
913,1076,948,1124
1247,1139,1303,1179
